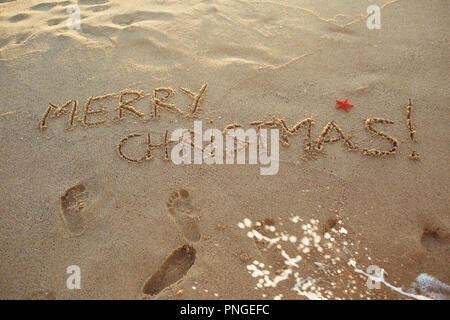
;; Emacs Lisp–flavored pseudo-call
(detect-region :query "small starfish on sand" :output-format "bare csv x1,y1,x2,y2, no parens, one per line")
336,98,354,112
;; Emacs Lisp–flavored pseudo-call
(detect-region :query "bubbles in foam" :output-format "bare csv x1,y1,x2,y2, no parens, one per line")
409,274,450,300
237,215,445,300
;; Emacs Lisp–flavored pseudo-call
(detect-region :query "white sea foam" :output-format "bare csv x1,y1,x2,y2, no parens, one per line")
409,273,450,300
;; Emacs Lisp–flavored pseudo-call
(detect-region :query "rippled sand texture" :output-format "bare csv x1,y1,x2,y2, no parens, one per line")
0,0,449,299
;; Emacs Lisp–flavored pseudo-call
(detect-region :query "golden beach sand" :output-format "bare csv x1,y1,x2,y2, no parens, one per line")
0,0,448,299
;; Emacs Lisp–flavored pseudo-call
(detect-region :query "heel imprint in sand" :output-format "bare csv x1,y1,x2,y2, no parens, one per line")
166,189,201,243
142,245,196,296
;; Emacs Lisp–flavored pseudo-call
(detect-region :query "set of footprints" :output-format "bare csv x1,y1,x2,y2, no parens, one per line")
58,187,200,296
141,189,201,296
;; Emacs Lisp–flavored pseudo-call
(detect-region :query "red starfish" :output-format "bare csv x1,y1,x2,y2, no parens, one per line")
336,98,354,112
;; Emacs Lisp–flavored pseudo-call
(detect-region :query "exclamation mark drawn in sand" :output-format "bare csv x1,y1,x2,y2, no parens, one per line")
166,189,201,242
406,99,420,160
142,245,196,296
60,184,87,236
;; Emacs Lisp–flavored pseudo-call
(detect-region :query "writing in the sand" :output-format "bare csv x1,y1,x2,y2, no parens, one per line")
39,83,420,162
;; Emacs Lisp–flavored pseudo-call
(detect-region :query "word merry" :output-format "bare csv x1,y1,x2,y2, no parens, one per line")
39,84,208,130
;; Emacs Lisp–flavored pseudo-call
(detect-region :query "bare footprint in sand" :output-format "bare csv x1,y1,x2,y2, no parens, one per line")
142,245,196,296
60,184,87,236
166,189,201,242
